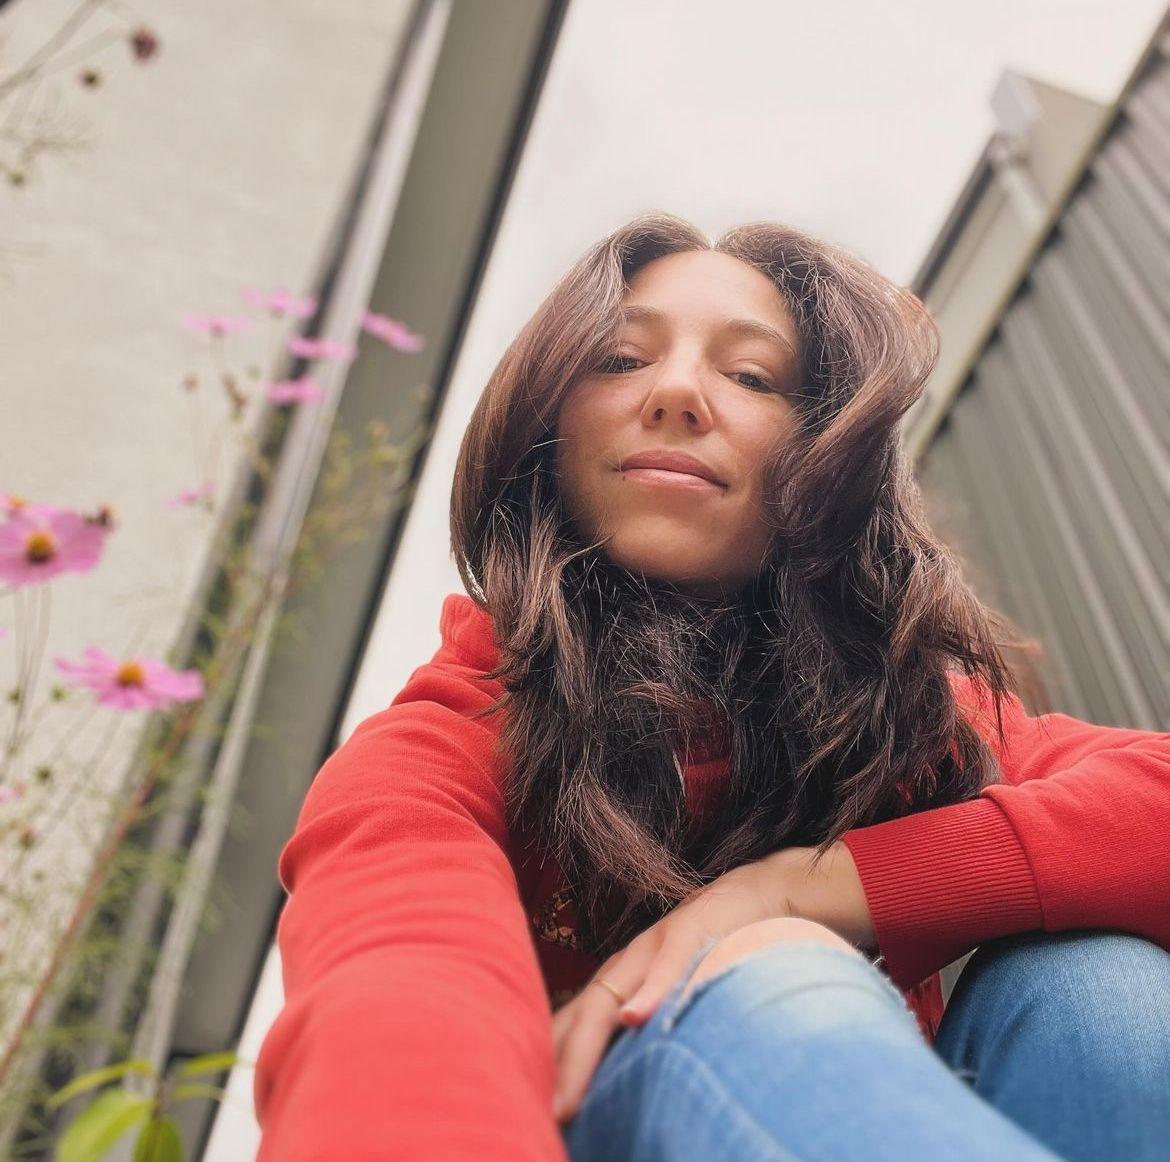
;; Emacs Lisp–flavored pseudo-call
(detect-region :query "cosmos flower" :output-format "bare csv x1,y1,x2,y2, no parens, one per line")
287,336,356,362
0,507,108,587
266,377,325,405
360,311,425,352
165,483,215,509
1,493,58,520
182,314,254,338
54,648,205,711
243,288,318,319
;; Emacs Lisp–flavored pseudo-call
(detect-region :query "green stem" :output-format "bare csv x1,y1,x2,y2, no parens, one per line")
0,1,106,101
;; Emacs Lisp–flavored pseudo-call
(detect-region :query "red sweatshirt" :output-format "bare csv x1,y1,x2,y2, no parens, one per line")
253,591,1170,1162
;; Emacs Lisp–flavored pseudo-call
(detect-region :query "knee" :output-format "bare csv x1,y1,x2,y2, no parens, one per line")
684,916,861,998
956,930,1170,1079
661,917,915,1043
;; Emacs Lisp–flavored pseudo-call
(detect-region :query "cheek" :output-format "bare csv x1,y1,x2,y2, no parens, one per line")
555,386,617,478
738,405,793,487
554,384,590,450
553,400,600,519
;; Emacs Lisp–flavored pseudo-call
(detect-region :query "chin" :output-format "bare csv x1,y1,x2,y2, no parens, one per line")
604,545,718,588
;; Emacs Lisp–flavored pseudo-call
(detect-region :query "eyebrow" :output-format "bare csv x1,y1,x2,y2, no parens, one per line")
619,304,796,359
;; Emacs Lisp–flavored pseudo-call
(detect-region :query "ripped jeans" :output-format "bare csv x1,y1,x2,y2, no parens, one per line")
561,929,1170,1161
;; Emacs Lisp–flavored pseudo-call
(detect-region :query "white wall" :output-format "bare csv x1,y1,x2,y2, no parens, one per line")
0,0,412,1128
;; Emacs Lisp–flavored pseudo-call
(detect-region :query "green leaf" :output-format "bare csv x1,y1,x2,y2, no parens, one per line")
169,1083,226,1103
174,1050,238,1079
132,1116,182,1162
55,1089,151,1162
48,1060,155,1110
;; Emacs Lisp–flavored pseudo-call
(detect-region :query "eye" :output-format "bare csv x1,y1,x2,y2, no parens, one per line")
596,354,645,374
730,371,775,392
596,354,776,393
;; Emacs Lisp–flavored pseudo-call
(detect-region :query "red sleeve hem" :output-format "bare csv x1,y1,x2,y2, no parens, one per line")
841,795,1043,991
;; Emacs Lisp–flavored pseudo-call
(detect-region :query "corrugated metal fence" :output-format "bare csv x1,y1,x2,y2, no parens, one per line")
917,44,1168,730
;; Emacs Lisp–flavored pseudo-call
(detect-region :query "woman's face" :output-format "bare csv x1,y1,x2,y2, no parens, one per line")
555,250,802,599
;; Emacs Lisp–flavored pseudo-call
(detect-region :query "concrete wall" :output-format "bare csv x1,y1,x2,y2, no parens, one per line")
0,0,413,1110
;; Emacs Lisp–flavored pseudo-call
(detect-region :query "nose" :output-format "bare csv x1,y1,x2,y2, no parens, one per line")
640,358,713,430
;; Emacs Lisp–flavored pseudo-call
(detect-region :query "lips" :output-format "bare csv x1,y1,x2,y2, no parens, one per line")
618,449,726,486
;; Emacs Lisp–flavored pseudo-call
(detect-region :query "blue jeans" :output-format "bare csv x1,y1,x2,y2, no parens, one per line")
561,929,1170,1161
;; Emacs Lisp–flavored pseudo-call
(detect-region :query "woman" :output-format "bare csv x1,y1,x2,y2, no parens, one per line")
253,213,1170,1162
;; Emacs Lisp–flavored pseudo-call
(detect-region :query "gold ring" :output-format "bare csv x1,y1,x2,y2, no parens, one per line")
589,977,628,1005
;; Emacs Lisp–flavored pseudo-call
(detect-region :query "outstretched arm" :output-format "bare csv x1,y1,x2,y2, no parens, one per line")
253,664,567,1162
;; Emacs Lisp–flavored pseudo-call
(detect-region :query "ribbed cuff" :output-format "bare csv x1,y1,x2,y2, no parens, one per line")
840,795,1043,991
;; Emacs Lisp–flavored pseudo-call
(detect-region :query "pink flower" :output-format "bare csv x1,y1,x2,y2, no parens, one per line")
182,314,254,338
361,311,425,352
0,783,24,807
266,377,325,405
287,337,356,362
1,493,59,521
165,483,215,509
243,288,318,319
55,648,205,711
0,508,108,586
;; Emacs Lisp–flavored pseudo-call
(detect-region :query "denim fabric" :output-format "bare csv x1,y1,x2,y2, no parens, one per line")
562,928,1170,1161
932,929,1170,1162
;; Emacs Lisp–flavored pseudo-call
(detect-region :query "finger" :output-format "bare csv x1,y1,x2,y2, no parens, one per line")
551,1003,576,1059
553,977,624,1075
568,934,659,1030
553,1005,623,1124
617,940,703,1026
553,930,663,1103
552,948,630,1056
552,992,593,1060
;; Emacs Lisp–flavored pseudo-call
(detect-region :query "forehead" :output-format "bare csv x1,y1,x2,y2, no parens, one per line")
622,251,799,359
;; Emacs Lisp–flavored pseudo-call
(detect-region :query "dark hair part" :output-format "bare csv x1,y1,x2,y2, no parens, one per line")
450,211,1038,961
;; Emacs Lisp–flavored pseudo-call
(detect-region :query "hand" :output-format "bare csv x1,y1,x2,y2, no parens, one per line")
551,841,874,1125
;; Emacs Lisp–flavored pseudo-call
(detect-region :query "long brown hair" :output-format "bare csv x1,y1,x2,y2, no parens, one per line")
450,211,1036,961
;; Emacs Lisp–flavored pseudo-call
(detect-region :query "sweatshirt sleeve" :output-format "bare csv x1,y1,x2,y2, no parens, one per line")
840,674,1170,992
252,660,568,1162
